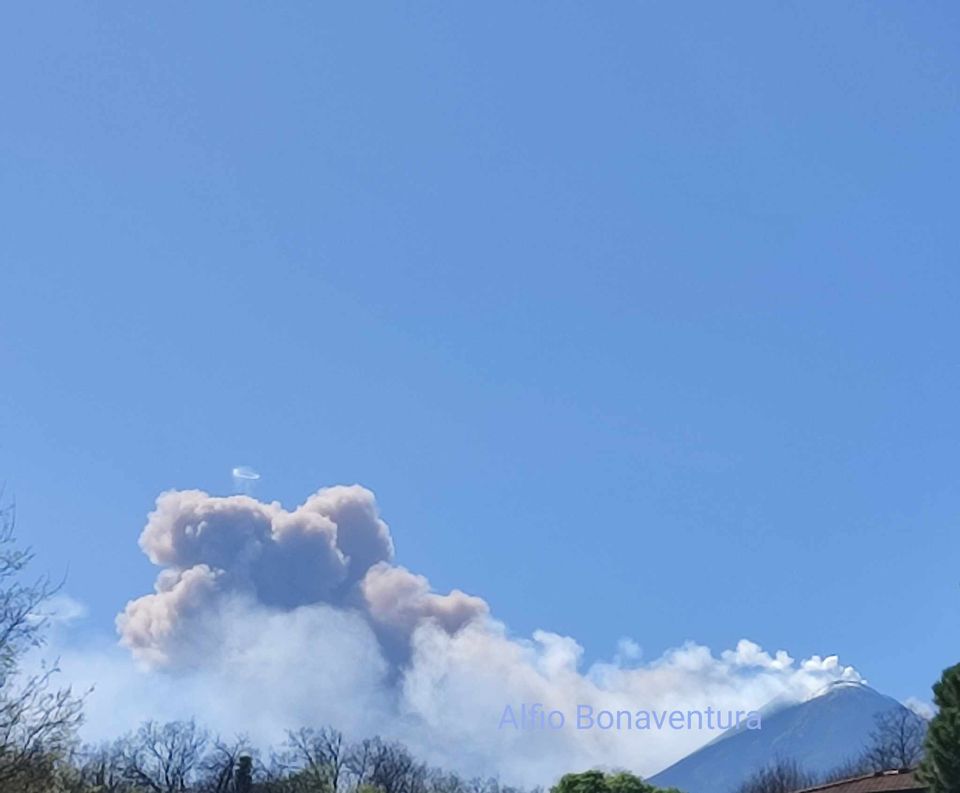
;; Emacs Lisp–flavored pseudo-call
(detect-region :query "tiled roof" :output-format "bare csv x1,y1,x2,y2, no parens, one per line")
795,770,925,793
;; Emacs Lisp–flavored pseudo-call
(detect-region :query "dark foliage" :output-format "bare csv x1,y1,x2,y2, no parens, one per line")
919,663,960,793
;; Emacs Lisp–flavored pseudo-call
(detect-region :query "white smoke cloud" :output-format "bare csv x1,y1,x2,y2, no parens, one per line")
904,697,936,720
62,485,868,786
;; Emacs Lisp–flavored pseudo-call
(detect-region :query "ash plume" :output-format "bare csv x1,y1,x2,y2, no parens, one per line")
101,483,863,786
118,485,485,667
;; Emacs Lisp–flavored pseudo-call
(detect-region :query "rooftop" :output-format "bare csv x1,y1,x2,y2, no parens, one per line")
795,770,925,793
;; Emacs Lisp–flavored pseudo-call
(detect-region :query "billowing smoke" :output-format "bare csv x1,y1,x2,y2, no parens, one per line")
99,485,862,785
117,486,486,667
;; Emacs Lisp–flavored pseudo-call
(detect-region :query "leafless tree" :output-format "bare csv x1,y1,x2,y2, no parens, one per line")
820,756,874,784
734,758,815,793
344,736,428,793
368,740,427,793
120,719,209,793
345,736,379,788
258,752,302,793
468,778,505,793
0,501,84,790
426,769,469,793
74,740,132,792
861,708,927,771
284,727,349,793
199,735,256,793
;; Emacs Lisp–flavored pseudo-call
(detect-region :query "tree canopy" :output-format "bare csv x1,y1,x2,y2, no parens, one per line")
919,662,960,793
551,770,681,793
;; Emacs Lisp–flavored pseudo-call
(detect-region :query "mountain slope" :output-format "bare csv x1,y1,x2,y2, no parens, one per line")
648,682,910,793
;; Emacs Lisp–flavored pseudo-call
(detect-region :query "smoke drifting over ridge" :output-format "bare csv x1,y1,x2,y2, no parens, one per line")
109,484,863,785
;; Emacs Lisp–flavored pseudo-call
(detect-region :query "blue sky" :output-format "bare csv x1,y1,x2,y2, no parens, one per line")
1,1,958,711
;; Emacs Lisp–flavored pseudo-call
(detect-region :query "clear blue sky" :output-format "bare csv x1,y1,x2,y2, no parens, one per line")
1,3,957,705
